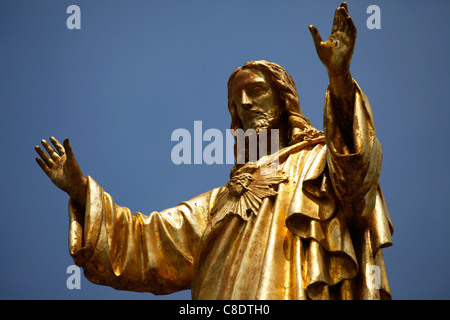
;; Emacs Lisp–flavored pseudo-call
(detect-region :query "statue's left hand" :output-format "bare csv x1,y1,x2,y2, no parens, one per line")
309,2,356,77
35,136,87,209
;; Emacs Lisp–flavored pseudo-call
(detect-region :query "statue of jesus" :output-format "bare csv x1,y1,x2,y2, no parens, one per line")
35,3,393,299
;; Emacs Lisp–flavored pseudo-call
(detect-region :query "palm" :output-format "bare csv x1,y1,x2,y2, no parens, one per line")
309,2,356,75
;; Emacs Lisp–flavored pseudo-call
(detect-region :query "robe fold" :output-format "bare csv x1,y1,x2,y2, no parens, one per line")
68,81,393,299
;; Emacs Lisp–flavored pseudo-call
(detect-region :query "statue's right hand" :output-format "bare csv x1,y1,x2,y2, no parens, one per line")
35,137,87,208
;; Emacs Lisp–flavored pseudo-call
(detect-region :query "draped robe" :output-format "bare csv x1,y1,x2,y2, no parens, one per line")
68,81,393,300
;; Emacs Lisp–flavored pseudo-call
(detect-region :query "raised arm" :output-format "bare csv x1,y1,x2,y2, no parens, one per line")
309,2,357,152
309,3,383,219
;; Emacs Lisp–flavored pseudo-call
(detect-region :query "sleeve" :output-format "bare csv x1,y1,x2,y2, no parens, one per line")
324,80,383,219
68,176,215,295
286,80,394,299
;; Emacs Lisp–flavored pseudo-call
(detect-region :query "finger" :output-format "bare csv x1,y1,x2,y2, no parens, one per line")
41,139,59,160
341,9,349,34
336,7,350,34
340,4,349,17
331,7,340,34
341,2,349,14
50,136,65,156
346,16,357,38
63,137,75,160
308,25,323,50
338,7,357,39
35,145,55,168
35,157,51,175
340,2,356,38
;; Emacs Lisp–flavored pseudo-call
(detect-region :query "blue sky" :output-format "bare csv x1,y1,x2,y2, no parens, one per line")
1,0,449,300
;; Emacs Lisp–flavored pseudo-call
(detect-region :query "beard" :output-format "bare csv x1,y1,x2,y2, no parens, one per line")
234,107,284,164
243,107,283,133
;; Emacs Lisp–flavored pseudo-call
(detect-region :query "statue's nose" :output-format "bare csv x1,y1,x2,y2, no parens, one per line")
241,91,251,109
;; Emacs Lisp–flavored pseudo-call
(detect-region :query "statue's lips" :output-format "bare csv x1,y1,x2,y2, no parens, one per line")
242,111,270,128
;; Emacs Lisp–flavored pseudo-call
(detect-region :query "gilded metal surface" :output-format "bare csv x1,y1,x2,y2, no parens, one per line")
35,3,393,299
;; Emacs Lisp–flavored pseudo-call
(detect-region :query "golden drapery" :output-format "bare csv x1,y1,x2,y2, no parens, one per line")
68,81,393,299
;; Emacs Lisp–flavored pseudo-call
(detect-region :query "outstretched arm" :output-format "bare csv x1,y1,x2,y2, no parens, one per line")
35,137,214,294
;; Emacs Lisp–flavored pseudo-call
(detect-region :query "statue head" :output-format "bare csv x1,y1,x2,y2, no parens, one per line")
227,60,323,146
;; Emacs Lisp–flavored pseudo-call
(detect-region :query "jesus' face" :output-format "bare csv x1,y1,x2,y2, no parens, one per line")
230,68,282,133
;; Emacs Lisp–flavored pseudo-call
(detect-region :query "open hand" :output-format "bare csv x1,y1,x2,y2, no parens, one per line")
35,137,87,207
309,2,357,76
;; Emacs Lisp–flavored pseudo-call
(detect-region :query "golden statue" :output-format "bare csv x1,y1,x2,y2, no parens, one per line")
35,3,393,299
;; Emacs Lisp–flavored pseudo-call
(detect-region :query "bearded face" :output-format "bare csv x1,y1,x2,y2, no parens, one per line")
230,68,283,133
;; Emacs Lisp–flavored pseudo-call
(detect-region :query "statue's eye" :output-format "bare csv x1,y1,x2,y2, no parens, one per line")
248,85,267,96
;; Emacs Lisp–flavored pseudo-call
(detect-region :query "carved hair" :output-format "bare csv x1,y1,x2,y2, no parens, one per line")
227,60,324,146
